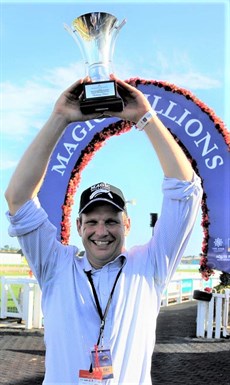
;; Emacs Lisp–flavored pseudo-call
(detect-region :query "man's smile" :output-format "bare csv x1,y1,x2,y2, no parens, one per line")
91,240,113,246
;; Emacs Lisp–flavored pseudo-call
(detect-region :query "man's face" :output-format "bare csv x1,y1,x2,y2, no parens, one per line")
77,203,130,269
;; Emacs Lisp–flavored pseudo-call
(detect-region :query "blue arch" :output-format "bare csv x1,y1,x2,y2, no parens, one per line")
38,79,230,273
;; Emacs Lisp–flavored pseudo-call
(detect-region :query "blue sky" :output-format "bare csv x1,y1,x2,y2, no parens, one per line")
1,0,229,256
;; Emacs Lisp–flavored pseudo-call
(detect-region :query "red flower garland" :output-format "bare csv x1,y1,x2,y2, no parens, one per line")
131,78,230,147
60,78,229,280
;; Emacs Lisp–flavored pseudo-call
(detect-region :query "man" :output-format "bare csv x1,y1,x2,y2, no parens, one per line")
5,77,202,384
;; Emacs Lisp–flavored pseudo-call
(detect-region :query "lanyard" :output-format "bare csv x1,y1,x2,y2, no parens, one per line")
85,266,123,347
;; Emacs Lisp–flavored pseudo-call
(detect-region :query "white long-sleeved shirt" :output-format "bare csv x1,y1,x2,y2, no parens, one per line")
6,175,202,385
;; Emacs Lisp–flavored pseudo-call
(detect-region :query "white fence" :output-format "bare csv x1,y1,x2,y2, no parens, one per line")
0,274,220,329
0,276,43,329
161,276,219,306
196,289,230,339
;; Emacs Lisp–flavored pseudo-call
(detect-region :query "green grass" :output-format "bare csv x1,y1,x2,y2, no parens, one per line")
0,282,23,314
0,262,31,314
0,270,29,277
0,262,30,277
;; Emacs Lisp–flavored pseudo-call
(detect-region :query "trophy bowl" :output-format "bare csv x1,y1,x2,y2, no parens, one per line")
64,12,126,114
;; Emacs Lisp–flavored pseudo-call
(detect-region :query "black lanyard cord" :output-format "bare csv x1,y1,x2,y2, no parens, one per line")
85,270,104,320
84,266,123,373
85,267,123,342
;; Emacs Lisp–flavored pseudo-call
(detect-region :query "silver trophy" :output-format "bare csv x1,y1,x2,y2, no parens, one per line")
64,12,126,114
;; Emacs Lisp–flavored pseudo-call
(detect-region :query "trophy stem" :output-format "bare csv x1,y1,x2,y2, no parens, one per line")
64,12,126,113
88,63,111,81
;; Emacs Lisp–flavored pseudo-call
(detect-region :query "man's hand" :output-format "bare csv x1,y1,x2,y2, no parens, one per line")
108,77,152,123
52,77,108,124
53,76,153,125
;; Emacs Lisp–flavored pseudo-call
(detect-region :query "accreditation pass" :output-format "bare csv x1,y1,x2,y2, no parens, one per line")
78,369,103,384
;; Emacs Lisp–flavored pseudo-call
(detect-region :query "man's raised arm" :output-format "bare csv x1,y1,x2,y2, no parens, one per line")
5,77,194,216
5,78,101,215
115,78,194,182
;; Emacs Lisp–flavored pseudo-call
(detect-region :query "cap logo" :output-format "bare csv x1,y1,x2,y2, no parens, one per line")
89,188,113,200
79,182,125,214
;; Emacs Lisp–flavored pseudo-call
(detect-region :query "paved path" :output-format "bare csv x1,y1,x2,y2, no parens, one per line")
0,301,230,384
151,301,230,384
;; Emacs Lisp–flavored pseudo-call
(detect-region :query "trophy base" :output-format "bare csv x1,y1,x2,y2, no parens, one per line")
80,80,124,114
80,96,124,115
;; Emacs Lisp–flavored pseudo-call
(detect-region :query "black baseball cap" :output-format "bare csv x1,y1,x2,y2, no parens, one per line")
78,182,126,214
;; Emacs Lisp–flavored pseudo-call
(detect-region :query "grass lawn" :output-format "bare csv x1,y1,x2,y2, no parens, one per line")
0,262,31,314
0,261,30,277
0,281,24,314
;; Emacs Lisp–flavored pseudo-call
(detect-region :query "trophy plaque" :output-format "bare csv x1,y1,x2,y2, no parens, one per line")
64,12,126,114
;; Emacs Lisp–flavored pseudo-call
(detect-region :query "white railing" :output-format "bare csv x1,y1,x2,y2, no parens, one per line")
161,276,219,307
195,289,230,339
0,275,220,330
0,276,43,329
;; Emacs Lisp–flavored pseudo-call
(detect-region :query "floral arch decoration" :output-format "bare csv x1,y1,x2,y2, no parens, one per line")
38,78,230,278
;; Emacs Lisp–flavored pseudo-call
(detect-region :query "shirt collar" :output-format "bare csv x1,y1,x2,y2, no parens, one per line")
83,253,127,273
